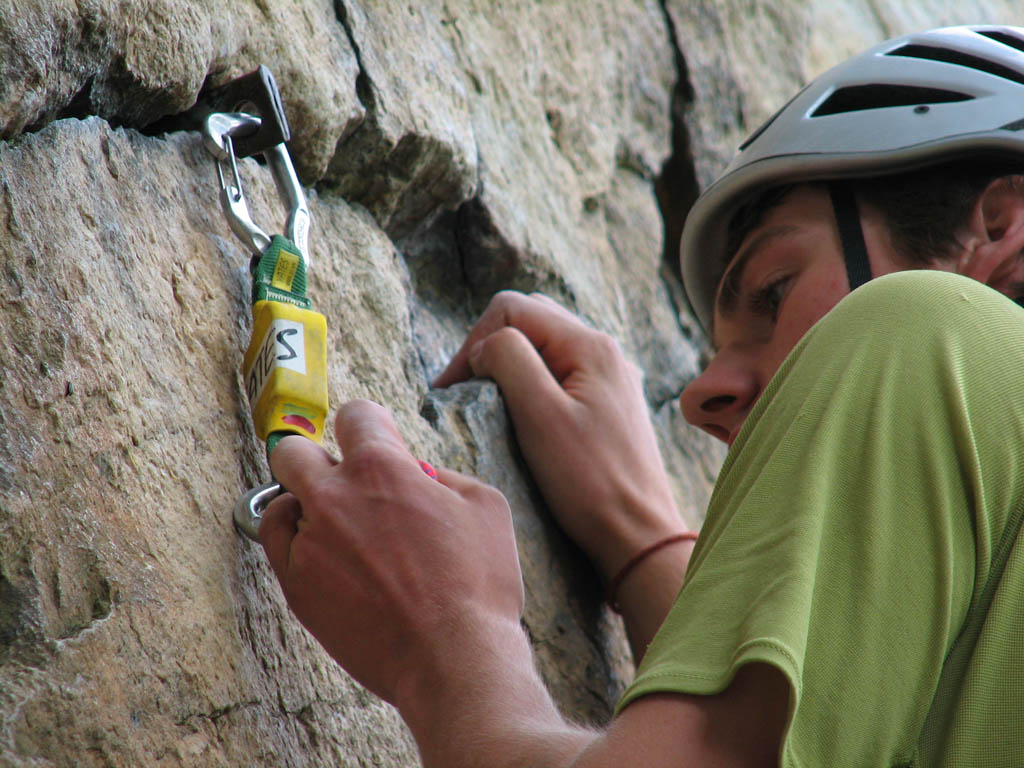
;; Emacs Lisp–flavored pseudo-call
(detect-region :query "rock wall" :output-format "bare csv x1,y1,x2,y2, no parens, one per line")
0,1,1017,765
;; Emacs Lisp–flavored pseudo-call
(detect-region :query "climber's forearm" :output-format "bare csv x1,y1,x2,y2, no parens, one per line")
392,607,790,768
391,546,698,767
394,614,597,768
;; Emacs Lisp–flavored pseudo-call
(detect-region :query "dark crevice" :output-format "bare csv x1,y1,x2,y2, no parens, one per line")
20,79,148,139
325,2,481,242
139,67,287,147
399,189,476,384
138,72,223,138
323,1,481,245
0,572,38,666
455,197,518,306
655,1,700,284
400,209,471,307
454,196,567,311
399,207,474,384
19,77,107,137
55,76,96,122
354,71,376,113
9,35,245,143
452,198,473,295
334,1,374,112
317,5,408,229
655,1,705,345
326,0,377,190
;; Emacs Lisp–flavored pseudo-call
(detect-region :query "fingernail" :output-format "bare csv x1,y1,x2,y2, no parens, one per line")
418,460,439,481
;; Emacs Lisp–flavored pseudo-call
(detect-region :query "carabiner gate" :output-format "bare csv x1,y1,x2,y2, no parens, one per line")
203,112,311,265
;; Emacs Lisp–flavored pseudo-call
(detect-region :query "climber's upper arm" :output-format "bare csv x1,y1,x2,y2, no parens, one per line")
575,663,790,768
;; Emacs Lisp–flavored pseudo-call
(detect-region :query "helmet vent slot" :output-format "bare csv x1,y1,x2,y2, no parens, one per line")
886,43,1024,87
812,84,971,117
976,29,1024,56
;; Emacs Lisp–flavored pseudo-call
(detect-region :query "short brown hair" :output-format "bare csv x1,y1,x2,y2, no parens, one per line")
849,158,1022,264
725,157,1024,266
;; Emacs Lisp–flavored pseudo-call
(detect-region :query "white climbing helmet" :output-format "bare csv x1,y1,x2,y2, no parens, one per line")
681,25,1024,333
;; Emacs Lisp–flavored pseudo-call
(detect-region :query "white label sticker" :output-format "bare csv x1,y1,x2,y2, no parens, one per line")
245,318,306,405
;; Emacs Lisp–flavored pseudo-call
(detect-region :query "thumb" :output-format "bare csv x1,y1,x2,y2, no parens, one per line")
269,434,337,503
333,399,413,463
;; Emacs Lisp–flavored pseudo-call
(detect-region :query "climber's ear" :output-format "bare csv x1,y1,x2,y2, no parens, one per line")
953,175,1024,299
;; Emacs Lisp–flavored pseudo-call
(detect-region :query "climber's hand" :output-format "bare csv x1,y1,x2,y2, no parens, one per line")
256,403,785,768
434,291,684,583
258,400,524,711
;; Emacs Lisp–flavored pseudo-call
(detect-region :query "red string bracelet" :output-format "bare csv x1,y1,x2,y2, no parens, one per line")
606,531,699,613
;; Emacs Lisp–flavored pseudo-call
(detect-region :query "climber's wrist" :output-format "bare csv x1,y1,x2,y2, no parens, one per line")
612,532,696,661
584,489,687,587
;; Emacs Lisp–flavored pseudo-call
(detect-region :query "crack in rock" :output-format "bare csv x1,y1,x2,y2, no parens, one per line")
324,1,478,239
176,699,262,727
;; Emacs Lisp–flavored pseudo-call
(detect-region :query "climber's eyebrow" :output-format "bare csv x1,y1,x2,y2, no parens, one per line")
712,224,800,338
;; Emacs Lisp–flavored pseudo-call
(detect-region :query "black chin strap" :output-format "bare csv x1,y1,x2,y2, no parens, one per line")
829,184,872,292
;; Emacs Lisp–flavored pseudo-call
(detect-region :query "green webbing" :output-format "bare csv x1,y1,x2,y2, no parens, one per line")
266,431,288,456
251,234,311,309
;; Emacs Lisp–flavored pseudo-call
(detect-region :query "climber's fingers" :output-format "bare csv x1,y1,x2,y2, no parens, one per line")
260,434,338,573
434,289,590,388
259,492,303,581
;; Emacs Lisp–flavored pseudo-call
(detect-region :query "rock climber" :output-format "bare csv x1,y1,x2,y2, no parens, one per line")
259,25,1024,766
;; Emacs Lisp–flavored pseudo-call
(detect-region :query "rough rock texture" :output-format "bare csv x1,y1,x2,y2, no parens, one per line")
0,0,1017,765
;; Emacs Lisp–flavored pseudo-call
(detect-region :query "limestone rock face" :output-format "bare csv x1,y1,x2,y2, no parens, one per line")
0,1,1016,765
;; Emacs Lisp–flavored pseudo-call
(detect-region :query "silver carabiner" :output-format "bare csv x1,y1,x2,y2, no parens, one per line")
205,113,312,542
203,112,311,265
233,481,282,541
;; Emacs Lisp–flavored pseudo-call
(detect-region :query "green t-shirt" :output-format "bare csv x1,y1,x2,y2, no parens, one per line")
619,272,1024,766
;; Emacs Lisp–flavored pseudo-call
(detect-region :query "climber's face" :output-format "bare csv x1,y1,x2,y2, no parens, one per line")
679,185,906,446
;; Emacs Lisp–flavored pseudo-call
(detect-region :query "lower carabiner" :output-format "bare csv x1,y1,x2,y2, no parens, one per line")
233,481,282,540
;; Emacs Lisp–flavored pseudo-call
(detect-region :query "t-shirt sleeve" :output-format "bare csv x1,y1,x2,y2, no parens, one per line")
618,272,1024,766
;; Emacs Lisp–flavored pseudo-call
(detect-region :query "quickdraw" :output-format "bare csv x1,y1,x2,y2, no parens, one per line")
201,72,328,540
